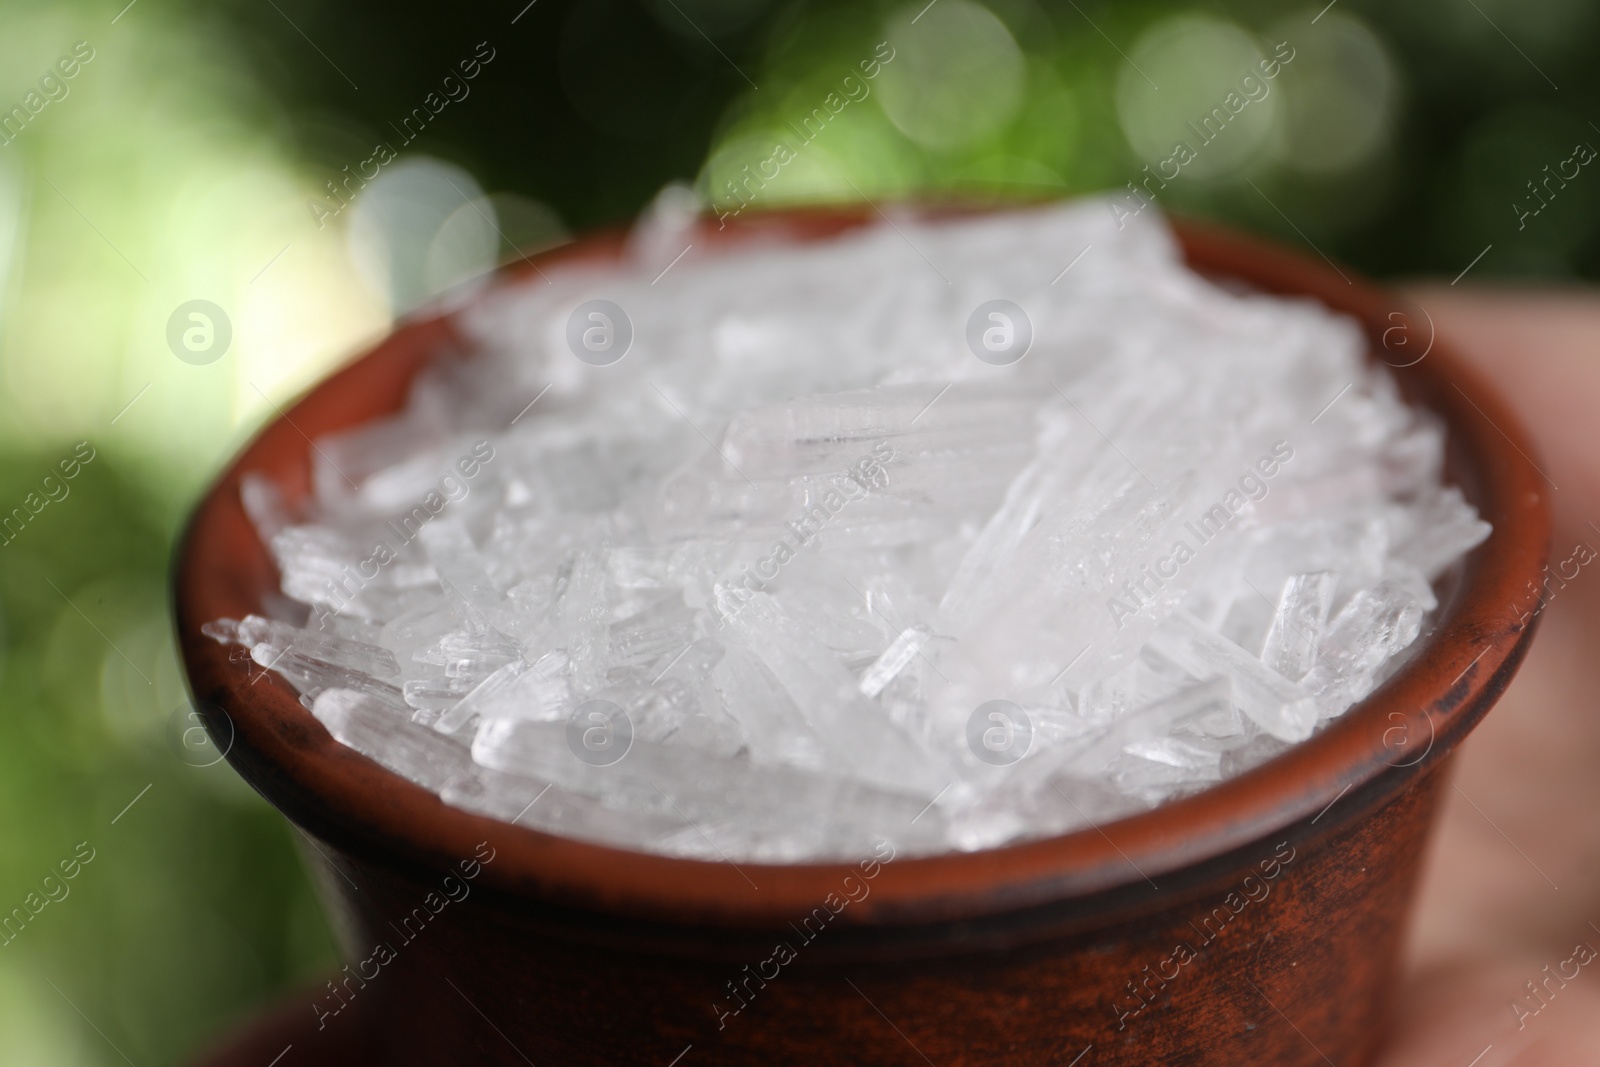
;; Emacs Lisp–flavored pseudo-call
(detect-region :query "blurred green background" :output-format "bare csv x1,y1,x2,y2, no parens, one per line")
0,0,1593,1060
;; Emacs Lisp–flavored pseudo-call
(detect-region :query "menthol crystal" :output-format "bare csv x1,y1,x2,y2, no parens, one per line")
204,196,1489,861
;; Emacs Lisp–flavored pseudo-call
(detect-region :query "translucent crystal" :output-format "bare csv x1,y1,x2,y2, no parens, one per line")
402,677,475,719
709,647,830,770
558,546,613,695
719,384,1038,477
471,717,942,845
1220,734,1294,777
1147,611,1317,742
210,198,1488,860
1054,677,1234,779
440,767,686,847
416,649,570,733
859,625,934,698
609,595,698,672
433,658,538,735
235,614,401,677
311,688,471,790
312,415,452,511
240,472,293,545
1300,578,1428,718
716,590,946,797
1394,487,1492,579
250,644,405,706
200,618,241,645
417,520,505,622
1260,572,1337,683
420,629,522,683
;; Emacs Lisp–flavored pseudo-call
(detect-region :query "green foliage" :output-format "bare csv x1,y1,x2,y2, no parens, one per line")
0,451,335,1065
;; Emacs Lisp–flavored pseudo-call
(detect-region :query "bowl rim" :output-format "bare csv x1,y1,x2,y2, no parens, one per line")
174,203,1550,931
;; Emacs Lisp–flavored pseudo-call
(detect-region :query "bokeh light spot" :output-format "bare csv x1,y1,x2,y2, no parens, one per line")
1116,14,1281,182
1270,11,1398,175
345,157,493,314
876,0,1026,152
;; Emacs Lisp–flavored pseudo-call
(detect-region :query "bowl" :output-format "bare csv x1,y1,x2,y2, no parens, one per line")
175,206,1550,1066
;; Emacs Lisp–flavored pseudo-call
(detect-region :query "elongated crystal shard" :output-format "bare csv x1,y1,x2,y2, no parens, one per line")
716,590,946,798
1301,578,1427,718
859,625,934,698
311,688,472,789
1260,572,1337,683
1147,611,1317,742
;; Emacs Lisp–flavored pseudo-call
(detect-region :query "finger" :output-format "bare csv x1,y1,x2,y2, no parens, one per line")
1406,285,1600,541
1373,959,1600,1067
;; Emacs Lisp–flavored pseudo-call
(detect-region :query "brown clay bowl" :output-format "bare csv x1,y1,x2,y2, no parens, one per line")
176,206,1549,1067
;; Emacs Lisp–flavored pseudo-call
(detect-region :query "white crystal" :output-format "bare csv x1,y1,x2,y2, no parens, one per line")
470,717,946,856
1301,578,1428,718
859,625,934,698
1147,611,1317,743
715,590,946,798
1260,572,1337,683
1394,487,1492,579
440,768,685,849
208,198,1488,860
311,688,470,789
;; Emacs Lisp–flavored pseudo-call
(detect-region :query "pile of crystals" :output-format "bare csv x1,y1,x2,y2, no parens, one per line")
205,195,1490,862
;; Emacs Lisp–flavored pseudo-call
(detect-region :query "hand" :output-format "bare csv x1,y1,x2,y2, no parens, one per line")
1373,288,1600,1066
